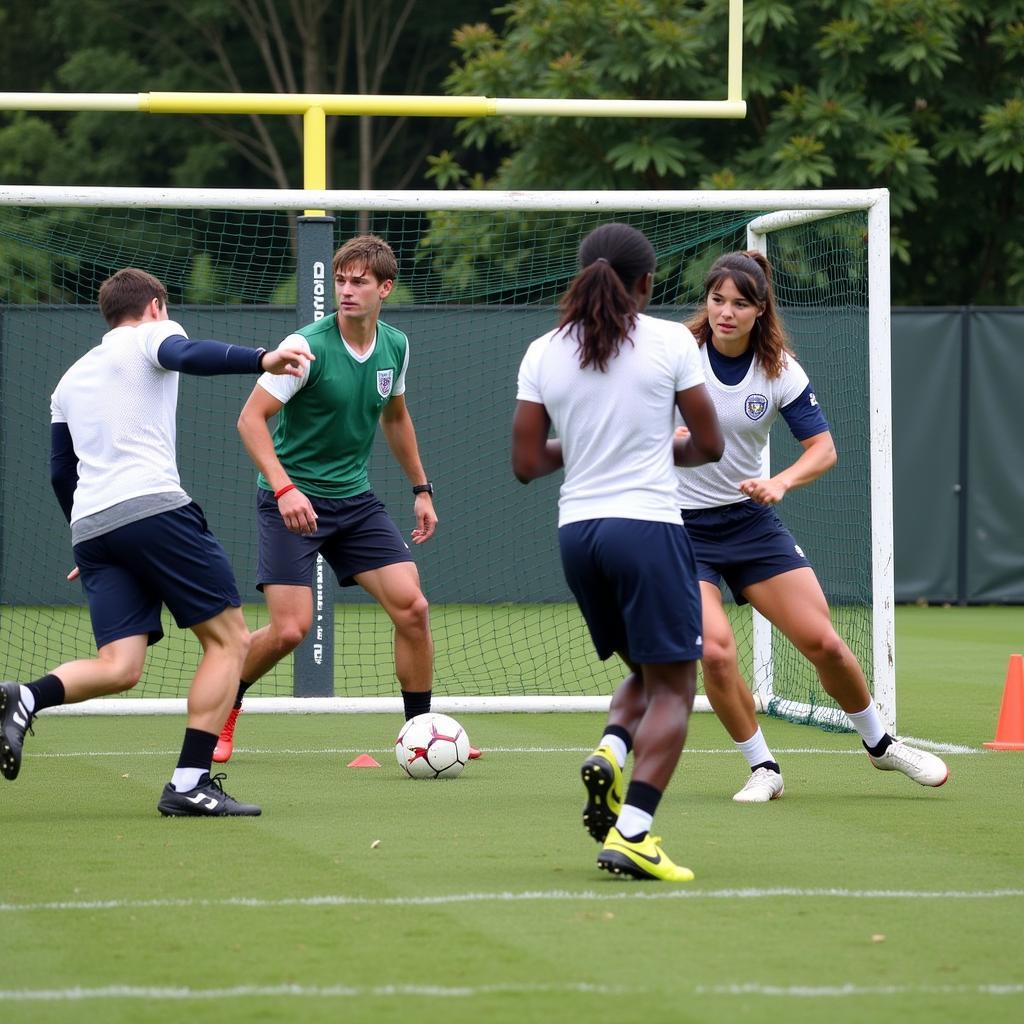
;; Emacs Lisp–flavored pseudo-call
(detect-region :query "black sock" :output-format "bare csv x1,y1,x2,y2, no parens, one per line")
177,727,218,773
27,674,65,713
621,780,663,841
864,734,894,758
234,679,253,709
603,723,633,755
401,689,431,721
752,760,781,774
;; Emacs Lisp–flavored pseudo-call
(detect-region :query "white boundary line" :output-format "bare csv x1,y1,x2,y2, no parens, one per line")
0,982,626,1002
1,982,1022,1002
22,738,981,759
3,888,1021,914
695,983,1024,998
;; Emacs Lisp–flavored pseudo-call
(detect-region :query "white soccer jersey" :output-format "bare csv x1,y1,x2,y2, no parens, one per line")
50,320,190,523
676,345,821,509
517,313,706,527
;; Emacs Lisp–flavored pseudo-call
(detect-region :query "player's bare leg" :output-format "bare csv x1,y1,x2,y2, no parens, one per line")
2,636,149,781
699,583,759,739
48,634,149,700
187,607,250,734
746,568,947,788
744,568,870,712
628,661,695,792
241,584,314,683
158,606,260,817
354,561,458,739
355,561,432,695
214,584,312,763
581,662,643,841
596,659,696,882
700,582,784,803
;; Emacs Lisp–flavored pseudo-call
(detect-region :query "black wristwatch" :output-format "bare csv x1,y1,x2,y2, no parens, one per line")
412,482,434,496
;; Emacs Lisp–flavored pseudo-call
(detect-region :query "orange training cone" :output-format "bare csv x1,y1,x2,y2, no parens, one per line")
347,754,381,768
984,654,1024,750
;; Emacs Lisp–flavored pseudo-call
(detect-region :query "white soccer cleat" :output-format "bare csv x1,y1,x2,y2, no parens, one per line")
732,766,785,803
868,738,949,787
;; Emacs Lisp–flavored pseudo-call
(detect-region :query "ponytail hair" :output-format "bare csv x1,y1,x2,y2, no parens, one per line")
558,223,656,372
687,250,792,378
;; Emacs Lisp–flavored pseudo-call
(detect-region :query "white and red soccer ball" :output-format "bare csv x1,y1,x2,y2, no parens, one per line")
395,713,470,779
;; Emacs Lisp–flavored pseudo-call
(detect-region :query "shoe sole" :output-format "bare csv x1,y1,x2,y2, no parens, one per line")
211,746,232,764
581,757,620,843
597,850,657,880
0,736,17,781
158,804,261,817
597,849,694,882
0,689,21,781
869,757,949,788
733,783,785,803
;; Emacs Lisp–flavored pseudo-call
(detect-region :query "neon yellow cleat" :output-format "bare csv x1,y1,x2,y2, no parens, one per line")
597,827,695,882
580,745,623,842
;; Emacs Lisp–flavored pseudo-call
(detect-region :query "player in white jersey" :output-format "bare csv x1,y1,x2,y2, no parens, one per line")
514,223,723,880
0,268,311,816
676,251,948,803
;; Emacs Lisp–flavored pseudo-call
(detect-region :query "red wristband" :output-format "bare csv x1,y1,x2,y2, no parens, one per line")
274,484,297,499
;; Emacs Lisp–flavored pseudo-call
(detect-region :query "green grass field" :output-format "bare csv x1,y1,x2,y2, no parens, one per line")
2,605,1022,1023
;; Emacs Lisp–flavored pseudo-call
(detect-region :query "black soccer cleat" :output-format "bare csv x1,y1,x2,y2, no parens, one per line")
0,682,34,781
157,772,262,817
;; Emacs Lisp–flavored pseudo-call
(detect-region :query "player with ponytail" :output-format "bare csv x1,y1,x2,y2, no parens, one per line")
513,223,723,880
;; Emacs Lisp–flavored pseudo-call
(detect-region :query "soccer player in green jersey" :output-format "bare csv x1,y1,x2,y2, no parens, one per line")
219,234,460,760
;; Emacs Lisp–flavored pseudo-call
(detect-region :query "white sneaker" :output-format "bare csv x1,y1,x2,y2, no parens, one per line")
867,738,949,787
732,766,785,803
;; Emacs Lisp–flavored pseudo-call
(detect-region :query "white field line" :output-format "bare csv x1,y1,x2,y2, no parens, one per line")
0,981,1021,1003
24,737,978,760
0,982,626,1002
2,888,1021,914
695,983,1024,998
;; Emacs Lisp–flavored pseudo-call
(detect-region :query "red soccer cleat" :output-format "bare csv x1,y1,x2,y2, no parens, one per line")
468,746,482,760
213,705,242,764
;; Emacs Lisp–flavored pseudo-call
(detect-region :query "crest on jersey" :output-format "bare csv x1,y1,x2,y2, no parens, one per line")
376,368,394,399
745,393,768,420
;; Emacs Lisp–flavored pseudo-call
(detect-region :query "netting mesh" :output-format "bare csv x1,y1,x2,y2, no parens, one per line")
0,198,873,727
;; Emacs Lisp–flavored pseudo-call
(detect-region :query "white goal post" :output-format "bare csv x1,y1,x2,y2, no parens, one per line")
0,186,894,730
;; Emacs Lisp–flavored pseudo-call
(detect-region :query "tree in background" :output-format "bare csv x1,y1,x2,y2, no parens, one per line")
0,0,492,193
0,0,493,302
433,0,1024,305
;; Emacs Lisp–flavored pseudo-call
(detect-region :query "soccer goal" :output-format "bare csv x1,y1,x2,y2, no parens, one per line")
0,186,893,730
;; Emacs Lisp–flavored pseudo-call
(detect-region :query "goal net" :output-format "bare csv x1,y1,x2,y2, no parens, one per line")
0,187,893,729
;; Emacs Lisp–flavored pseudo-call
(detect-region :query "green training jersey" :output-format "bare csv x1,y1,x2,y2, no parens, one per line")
257,314,409,498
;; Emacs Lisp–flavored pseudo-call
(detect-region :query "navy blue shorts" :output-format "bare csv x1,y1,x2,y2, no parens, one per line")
681,501,812,605
558,518,703,664
256,488,412,589
72,502,241,649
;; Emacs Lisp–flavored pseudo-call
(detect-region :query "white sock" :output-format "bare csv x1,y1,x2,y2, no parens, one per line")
171,767,208,793
846,702,887,748
600,733,628,768
615,805,653,840
19,685,36,714
735,727,775,769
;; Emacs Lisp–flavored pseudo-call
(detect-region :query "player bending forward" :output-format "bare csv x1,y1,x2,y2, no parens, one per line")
0,268,311,816
677,251,947,803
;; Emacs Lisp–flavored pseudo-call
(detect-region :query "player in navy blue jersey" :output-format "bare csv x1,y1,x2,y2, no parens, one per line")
676,251,948,803
514,223,723,880
0,267,311,816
